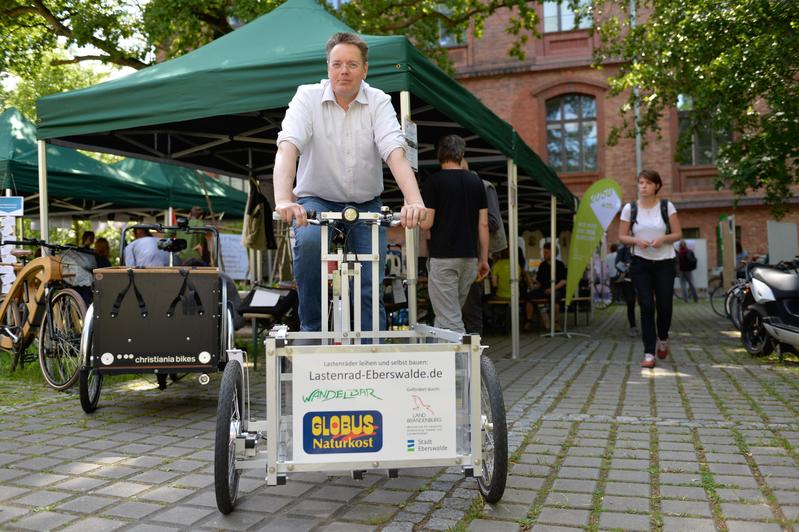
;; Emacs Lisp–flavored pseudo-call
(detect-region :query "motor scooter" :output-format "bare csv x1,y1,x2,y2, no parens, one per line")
740,261,799,357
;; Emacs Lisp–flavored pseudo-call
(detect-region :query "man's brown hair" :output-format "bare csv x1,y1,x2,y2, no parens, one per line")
326,32,368,63
437,134,466,164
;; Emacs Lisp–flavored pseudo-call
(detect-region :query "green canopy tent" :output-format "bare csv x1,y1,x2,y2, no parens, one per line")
0,107,161,217
36,0,577,355
112,158,247,217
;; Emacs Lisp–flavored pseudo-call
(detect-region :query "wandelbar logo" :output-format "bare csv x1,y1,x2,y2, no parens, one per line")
302,410,383,454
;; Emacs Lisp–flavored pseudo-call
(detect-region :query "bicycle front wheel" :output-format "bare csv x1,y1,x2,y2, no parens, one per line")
38,288,86,390
709,286,727,318
477,354,508,503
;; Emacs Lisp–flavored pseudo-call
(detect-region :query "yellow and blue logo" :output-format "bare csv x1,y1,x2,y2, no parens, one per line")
303,410,382,454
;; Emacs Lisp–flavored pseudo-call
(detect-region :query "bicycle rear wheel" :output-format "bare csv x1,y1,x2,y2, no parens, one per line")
38,288,86,390
0,295,31,371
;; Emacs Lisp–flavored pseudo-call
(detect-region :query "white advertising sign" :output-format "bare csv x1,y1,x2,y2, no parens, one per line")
292,351,455,463
219,233,249,280
403,120,418,171
0,216,17,293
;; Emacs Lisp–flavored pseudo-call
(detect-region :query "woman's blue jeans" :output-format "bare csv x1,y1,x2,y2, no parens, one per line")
293,197,387,332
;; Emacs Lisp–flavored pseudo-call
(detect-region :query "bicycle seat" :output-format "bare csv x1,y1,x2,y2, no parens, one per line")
10,249,32,258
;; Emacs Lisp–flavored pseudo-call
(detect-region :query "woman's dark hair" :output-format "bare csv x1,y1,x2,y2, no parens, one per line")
81,231,95,246
638,169,662,193
437,134,466,164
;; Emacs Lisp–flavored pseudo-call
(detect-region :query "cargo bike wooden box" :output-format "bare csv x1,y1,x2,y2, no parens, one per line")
214,209,508,514
79,223,235,412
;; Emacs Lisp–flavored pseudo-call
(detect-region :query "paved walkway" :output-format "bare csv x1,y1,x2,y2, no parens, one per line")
1,302,799,531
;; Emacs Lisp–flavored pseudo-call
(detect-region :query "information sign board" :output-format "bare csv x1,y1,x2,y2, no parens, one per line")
292,351,455,463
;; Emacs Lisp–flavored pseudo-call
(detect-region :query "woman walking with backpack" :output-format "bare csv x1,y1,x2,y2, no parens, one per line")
618,169,683,368
677,240,699,302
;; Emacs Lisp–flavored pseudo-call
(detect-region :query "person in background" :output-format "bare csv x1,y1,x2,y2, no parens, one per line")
607,242,620,301
124,228,169,268
490,247,536,331
460,158,507,335
735,241,749,278
178,206,209,266
420,135,489,333
677,240,699,302
94,237,112,268
615,243,638,336
529,242,567,331
618,169,682,368
80,231,95,249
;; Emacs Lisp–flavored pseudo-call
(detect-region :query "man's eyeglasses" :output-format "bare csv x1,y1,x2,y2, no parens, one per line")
328,61,363,71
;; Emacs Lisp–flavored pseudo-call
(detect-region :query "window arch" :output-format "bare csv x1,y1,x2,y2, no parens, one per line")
545,94,597,173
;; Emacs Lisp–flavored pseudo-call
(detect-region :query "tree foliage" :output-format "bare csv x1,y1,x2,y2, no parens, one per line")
594,0,799,218
2,0,542,74
0,51,104,120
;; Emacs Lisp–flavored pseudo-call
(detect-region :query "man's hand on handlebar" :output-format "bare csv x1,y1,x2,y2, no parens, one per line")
275,201,309,227
400,202,426,229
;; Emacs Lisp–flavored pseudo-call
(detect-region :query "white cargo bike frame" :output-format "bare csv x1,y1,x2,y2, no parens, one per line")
217,209,504,513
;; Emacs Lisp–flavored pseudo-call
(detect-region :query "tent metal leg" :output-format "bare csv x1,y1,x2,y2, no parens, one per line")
37,140,49,252
508,159,519,359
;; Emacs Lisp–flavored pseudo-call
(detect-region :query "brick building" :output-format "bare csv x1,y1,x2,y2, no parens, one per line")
448,3,798,266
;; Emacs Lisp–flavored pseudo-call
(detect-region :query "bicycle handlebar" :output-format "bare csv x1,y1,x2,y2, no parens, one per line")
1,238,96,255
272,208,401,227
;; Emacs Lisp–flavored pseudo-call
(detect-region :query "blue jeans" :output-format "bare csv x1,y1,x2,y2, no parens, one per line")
293,197,387,332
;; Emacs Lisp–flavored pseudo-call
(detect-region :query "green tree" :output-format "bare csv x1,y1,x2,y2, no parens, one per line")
0,51,104,120
2,1,542,74
594,0,799,218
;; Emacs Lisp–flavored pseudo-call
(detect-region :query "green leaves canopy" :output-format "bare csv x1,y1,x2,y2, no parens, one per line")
595,0,799,217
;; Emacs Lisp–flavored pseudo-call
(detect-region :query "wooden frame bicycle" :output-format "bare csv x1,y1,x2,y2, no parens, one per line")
0,240,89,390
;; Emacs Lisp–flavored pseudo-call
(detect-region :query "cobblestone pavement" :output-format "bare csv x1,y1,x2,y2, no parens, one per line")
2,301,799,531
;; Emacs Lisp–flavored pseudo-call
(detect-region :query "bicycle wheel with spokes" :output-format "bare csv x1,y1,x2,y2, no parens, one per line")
1,295,31,371
38,288,86,390
477,354,507,503
215,361,243,514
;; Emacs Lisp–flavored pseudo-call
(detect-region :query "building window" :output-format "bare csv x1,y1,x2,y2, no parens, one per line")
677,94,729,166
544,0,592,33
682,227,700,239
436,6,465,47
546,94,597,173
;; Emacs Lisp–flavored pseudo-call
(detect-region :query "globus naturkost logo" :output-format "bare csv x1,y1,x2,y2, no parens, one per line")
302,410,382,454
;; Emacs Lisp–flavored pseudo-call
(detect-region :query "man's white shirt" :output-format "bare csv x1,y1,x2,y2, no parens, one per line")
277,79,406,203
124,236,169,267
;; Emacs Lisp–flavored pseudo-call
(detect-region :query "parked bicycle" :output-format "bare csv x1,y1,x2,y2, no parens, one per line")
0,238,95,390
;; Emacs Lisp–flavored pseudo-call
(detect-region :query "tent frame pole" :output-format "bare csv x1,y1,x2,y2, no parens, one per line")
550,195,556,335
37,141,49,253
508,159,519,359
400,90,419,327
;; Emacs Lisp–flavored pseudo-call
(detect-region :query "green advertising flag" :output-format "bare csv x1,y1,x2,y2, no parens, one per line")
565,178,622,305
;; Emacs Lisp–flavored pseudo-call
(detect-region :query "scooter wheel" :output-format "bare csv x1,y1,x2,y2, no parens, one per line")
741,309,773,357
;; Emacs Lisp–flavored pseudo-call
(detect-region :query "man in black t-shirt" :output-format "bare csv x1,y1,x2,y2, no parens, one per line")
420,135,489,333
